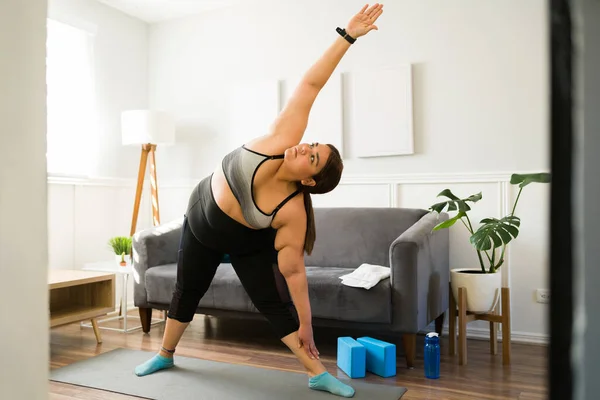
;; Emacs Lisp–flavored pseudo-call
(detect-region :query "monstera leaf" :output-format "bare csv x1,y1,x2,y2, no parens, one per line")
429,189,482,231
510,173,551,188
470,216,521,251
432,211,466,231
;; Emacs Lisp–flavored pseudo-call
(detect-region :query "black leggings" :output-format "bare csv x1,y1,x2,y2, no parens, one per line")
167,174,300,339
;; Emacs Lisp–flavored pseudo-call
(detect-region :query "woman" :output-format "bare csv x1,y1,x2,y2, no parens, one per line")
134,3,384,398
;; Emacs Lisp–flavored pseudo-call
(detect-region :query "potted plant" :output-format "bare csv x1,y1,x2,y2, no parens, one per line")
429,173,551,313
108,236,132,267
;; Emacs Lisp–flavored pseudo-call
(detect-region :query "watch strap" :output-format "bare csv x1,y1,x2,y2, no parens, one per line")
336,27,356,44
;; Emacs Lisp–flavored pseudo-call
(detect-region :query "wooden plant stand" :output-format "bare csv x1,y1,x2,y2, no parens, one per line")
448,283,511,365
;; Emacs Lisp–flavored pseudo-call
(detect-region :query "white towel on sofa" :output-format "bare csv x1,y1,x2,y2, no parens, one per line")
339,263,391,289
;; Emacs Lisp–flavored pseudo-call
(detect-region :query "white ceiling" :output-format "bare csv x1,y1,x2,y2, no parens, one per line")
94,0,243,23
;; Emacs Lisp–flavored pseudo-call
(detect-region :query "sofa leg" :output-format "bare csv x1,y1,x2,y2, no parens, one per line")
435,312,445,336
139,307,152,333
402,333,416,369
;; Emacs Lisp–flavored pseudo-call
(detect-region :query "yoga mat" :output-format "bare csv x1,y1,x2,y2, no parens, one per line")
50,348,407,399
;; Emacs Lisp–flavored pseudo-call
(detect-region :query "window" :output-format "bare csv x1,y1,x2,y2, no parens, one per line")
46,18,97,176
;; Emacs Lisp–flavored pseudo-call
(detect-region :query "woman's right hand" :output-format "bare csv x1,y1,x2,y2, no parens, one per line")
345,3,384,39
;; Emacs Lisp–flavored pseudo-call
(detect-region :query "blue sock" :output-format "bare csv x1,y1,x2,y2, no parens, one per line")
309,371,355,398
134,353,174,376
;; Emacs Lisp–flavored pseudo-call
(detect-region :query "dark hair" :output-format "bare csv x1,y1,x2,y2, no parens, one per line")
298,144,343,255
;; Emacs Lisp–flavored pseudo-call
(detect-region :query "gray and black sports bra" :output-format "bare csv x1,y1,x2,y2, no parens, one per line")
221,145,300,229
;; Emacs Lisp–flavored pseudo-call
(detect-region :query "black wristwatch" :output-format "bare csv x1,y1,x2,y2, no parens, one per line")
336,27,356,44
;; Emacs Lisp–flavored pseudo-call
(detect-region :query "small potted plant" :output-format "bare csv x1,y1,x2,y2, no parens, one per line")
108,236,132,267
428,173,551,313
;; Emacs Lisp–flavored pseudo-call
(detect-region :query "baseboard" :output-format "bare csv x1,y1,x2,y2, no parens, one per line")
444,326,548,345
420,322,549,346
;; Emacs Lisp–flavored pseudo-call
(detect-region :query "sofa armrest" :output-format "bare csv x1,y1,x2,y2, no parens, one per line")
389,211,449,333
132,218,183,308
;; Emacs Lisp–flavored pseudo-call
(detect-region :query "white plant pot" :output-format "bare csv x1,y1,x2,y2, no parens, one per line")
450,268,501,313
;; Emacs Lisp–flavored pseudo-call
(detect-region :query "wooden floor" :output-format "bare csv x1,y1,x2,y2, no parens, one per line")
49,310,548,400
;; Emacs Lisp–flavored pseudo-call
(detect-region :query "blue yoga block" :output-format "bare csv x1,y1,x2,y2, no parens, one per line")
357,336,396,378
337,337,366,378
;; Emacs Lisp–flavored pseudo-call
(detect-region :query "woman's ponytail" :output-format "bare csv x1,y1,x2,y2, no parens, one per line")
302,191,316,255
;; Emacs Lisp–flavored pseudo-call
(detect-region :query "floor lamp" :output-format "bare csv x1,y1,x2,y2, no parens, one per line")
121,110,175,237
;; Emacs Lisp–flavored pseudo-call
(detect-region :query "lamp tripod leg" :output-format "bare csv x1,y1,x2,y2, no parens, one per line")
130,145,150,237
148,144,160,226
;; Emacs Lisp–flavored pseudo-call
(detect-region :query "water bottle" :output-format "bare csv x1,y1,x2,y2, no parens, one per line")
424,332,440,379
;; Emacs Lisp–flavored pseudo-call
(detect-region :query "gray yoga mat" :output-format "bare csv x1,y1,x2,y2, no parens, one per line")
50,348,407,399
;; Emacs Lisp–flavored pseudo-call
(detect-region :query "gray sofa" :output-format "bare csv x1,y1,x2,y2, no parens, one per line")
132,207,449,368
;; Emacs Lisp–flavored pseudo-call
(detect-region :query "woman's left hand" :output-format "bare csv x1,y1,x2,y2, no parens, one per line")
298,323,320,360
346,3,384,39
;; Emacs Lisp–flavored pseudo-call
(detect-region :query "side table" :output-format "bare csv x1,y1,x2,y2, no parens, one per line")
49,269,115,344
80,261,165,333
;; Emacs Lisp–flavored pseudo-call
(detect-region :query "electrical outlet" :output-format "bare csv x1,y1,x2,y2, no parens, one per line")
536,289,550,303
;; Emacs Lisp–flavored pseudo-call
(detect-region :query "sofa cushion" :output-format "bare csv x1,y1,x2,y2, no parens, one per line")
145,263,236,310
145,263,391,324
144,263,177,306
305,207,428,269
144,264,204,308
305,266,391,323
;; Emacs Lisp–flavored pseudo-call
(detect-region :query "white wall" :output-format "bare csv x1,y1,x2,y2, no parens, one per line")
145,0,551,341
0,0,49,399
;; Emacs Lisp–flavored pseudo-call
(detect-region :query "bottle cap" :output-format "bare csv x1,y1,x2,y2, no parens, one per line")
426,332,439,338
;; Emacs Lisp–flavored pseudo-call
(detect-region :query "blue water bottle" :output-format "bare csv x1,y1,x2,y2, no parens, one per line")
424,332,440,379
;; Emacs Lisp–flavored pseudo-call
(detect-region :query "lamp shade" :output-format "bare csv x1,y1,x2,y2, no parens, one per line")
121,110,175,146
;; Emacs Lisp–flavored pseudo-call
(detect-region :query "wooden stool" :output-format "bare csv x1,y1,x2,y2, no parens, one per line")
448,283,511,365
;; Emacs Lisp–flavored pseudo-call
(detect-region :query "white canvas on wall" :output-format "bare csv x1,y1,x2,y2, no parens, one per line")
351,64,414,158
228,79,280,149
280,73,344,157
